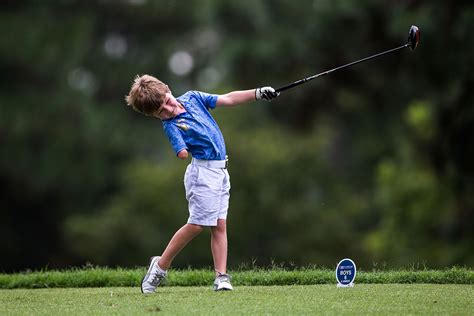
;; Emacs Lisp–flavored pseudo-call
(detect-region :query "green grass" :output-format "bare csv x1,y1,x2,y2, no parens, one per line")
1,284,473,315
1,267,473,289
1,268,472,314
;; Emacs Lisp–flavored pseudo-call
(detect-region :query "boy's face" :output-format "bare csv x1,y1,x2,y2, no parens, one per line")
153,93,182,120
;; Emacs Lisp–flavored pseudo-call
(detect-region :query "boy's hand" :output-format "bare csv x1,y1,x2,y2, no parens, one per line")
256,87,280,101
178,149,189,159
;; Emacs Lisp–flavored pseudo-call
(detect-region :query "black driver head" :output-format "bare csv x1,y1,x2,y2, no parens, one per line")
408,25,420,51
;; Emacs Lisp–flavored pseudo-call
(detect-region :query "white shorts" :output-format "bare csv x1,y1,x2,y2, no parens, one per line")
184,158,230,226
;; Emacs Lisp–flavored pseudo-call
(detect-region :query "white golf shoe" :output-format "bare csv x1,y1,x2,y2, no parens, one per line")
213,273,233,291
141,256,167,294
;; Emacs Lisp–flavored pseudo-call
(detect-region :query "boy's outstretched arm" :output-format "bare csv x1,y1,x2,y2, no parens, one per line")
216,87,279,107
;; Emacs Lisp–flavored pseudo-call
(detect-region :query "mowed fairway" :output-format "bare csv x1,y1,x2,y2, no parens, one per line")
1,284,472,315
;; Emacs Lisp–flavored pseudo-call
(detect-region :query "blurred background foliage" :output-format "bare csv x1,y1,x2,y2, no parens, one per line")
1,0,473,272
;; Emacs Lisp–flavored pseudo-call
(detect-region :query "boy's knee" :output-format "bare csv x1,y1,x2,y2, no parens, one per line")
213,220,227,234
187,223,204,234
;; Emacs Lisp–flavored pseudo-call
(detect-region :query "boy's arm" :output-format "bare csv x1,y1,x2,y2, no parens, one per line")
216,87,279,107
163,122,189,160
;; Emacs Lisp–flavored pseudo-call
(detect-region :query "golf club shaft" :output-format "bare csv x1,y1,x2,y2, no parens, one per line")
275,43,409,93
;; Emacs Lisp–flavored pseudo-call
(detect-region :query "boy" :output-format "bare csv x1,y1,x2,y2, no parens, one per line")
125,74,279,293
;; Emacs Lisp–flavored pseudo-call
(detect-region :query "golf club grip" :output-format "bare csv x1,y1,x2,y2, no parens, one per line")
275,78,310,93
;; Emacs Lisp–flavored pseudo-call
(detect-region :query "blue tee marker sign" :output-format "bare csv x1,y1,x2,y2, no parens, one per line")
336,258,356,287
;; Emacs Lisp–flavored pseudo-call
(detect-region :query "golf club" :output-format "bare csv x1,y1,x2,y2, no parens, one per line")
275,25,420,93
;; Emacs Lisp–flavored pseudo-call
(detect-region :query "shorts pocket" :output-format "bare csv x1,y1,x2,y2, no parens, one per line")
184,164,199,199
196,166,224,190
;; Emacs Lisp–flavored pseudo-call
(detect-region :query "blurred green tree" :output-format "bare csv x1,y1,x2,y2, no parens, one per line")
1,0,473,271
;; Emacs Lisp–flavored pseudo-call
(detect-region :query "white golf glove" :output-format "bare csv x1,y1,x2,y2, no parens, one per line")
255,87,280,101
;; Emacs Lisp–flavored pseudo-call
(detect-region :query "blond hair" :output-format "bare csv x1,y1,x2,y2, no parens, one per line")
125,74,170,115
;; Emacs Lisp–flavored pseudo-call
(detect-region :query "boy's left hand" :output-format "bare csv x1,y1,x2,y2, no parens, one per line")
256,87,280,101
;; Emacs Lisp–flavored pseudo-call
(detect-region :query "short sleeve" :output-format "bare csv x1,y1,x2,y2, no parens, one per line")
163,122,187,155
194,91,218,110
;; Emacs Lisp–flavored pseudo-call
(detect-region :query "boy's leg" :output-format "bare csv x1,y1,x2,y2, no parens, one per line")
210,219,227,275
159,223,203,270
211,219,233,291
142,223,203,293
